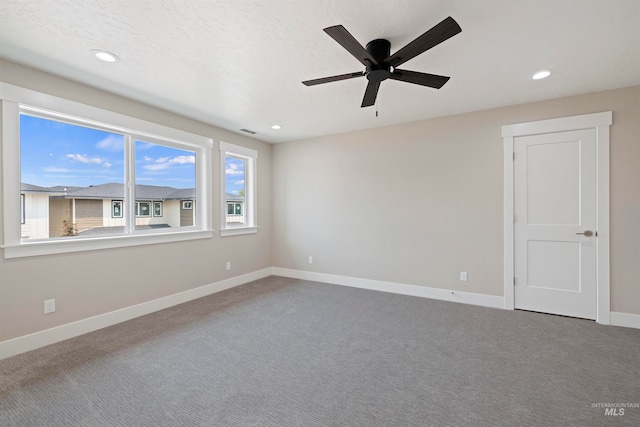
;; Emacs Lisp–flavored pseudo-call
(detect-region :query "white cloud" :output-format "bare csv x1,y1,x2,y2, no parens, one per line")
143,155,195,171
96,134,124,151
103,162,112,168
43,167,69,173
170,155,195,164
226,163,244,175
67,153,103,164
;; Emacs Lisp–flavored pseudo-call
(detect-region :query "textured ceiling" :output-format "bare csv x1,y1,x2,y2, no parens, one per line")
1,0,639,143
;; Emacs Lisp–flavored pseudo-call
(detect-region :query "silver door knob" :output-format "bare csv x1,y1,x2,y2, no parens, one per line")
576,230,593,237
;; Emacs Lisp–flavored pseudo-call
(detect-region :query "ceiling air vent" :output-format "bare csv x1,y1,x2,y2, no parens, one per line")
239,128,257,135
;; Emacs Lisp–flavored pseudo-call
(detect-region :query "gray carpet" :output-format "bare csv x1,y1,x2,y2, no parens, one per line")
1,276,639,426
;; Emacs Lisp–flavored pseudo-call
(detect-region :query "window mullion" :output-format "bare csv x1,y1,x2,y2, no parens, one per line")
124,135,135,234
250,158,257,226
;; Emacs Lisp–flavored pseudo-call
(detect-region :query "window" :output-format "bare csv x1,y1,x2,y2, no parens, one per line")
134,140,195,229
182,200,193,209
153,201,163,217
2,83,213,258
136,202,151,217
227,202,242,216
20,113,127,238
219,141,257,235
112,200,123,218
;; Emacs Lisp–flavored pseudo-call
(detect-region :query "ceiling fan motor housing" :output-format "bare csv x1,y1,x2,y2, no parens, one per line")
302,17,461,107
365,39,391,82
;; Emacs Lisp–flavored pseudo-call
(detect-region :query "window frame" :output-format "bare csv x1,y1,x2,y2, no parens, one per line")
227,202,243,216
1,82,213,259
136,201,151,218
153,201,163,217
112,200,123,218
20,194,25,224
219,141,257,236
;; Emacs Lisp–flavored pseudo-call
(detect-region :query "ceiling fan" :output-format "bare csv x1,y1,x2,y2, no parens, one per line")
302,17,462,108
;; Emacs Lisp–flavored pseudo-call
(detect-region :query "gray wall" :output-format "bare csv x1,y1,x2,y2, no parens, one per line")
272,85,640,316
2,57,639,347
0,60,273,341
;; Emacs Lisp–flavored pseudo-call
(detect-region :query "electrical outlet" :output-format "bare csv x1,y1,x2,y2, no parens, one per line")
44,298,56,314
226,261,231,271
308,256,313,264
460,272,468,282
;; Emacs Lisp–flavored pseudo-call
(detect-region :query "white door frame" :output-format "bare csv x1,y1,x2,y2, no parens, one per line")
502,111,612,324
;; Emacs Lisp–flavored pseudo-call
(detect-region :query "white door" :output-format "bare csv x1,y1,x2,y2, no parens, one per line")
514,129,597,319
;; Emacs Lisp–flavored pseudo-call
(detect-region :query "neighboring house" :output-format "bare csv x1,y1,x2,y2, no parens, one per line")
20,183,195,239
225,193,245,225
20,183,246,239
20,183,61,239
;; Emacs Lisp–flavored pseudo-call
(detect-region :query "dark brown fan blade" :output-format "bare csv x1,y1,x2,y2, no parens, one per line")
324,25,378,66
302,72,365,86
389,69,450,89
361,80,380,107
385,16,461,67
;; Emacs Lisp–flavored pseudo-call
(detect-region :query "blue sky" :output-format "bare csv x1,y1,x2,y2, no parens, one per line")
20,115,199,189
225,157,245,196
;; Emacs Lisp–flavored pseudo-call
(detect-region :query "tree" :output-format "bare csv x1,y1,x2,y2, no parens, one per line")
62,219,78,237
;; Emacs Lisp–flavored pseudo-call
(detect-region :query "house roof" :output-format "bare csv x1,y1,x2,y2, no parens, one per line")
62,183,125,199
21,182,195,200
226,193,244,202
20,183,54,193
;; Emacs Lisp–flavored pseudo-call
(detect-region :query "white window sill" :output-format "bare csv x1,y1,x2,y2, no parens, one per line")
3,230,214,259
220,227,258,237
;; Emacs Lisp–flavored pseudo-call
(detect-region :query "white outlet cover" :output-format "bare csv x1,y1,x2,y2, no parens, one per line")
44,299,56,313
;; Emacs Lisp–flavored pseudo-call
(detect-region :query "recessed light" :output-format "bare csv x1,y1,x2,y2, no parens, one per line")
271,124,282,130
92,50,119,63
531,69,552,80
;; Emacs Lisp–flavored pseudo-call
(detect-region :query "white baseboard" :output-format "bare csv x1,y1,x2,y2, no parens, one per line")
0,268,272,360
5,268,636,361
610,311,640,329
274,269,640,330
272,268,505,310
